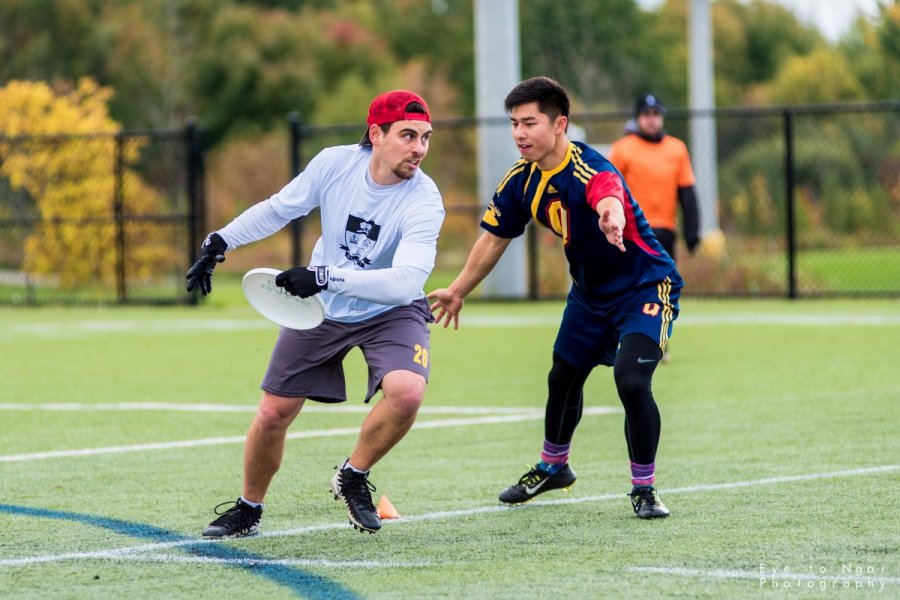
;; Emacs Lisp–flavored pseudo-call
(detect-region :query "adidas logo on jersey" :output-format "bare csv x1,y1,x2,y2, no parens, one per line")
547,184,558,194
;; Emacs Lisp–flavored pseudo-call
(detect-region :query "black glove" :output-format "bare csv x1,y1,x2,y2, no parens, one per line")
186,233,227,295
678,185,700,255
686,235,700,255
275,266,329,298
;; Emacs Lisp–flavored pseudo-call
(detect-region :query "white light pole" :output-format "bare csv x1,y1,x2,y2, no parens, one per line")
689,0,720,236
475,0,525,297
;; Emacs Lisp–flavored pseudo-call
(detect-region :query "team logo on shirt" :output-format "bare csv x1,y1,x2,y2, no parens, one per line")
482,201,501,227
341,215,381,268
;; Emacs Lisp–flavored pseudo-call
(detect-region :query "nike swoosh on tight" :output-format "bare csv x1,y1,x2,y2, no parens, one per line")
637,358,656,364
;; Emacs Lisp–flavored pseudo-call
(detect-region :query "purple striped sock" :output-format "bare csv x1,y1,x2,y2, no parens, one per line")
631,461,655,486
540,440,570,465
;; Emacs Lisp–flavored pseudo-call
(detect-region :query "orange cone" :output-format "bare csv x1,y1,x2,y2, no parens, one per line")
377,495,399,519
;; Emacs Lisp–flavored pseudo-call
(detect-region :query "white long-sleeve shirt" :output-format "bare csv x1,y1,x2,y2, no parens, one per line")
217,144,445,323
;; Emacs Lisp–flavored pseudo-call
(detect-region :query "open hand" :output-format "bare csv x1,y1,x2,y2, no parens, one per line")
598,209,626,252
427,288,464,330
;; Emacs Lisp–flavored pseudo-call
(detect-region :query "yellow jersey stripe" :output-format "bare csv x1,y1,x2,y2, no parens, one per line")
573,150,596,169
495,163,527,195
572,161,595,180
573,154,597,179
572,170,591,186
573,157,597,176
522,163,539,200
530,144,574,221
573,164,592,181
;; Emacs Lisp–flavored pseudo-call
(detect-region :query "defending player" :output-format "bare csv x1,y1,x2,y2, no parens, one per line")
186,90,444,534
428,77,680,518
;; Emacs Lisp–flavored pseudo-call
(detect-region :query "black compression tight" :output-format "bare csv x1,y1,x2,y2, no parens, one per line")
615,334,663,465
544,351,592,445
543,334,663,464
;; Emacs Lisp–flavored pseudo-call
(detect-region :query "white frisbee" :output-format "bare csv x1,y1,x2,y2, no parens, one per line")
242,268,326,329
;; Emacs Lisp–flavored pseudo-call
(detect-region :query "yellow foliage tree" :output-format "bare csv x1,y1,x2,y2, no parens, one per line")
763,48,866,105
0,79,176,290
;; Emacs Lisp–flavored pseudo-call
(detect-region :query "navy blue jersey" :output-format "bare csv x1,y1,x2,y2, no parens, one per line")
481,141,682,303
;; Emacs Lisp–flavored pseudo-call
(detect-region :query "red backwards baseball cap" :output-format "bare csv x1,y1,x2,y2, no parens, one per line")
366,90,431,126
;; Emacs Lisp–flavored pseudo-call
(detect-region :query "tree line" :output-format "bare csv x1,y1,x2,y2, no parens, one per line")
2,0,898,145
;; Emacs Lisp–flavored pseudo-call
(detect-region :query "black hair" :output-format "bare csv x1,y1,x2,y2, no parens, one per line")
503,76,570,122
359,101,428,147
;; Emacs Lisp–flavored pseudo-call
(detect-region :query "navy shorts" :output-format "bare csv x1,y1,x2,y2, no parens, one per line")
261,298,433,403
554,277,681,368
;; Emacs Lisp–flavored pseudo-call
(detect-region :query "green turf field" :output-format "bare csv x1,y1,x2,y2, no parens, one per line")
1,286,898,598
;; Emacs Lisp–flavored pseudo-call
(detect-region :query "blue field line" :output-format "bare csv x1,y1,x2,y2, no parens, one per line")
0,504,359,600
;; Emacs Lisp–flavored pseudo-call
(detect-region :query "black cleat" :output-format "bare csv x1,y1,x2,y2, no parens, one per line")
202,497,262,538
499,464,577,504
331,465,381,533
629,486,670,519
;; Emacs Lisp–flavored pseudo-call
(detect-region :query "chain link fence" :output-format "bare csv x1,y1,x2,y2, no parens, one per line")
0,126,204,305
662,102,900,298
294,102,899,299
1,102,896,304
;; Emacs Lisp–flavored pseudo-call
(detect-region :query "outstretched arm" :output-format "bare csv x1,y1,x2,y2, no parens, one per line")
427,232,512,329
586,171,627,252
596,196,627,252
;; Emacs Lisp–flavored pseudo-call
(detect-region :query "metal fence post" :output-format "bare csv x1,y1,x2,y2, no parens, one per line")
114,133,127,304
784,109,797,299
186,117,201,304
289,112,304,267
526,223,538,300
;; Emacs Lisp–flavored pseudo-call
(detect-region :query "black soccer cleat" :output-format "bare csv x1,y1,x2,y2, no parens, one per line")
331,465,382,533
498,463,577,504
629,486,670,519
202,497,262,538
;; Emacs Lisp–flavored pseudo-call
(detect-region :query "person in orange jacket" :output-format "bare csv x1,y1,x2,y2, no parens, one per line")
610,94,700,263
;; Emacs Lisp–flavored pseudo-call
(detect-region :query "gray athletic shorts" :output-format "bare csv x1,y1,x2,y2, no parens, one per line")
260,297,433,403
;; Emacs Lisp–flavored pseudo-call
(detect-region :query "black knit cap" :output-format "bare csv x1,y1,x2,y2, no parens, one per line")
634,94,667,116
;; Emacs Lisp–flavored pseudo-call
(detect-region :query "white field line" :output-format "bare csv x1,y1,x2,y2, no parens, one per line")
524,463,900,506
0,407,620,463
680,313,900,326
0,402,259,413
0,403,555,415
2,312,898,342
4,319,274,338
107,553,431,569
629,566,900,586
467,314,900,327
2,464,896,569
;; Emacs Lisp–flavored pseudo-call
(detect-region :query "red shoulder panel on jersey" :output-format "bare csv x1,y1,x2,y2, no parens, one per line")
585,171,626,211
621,201,661,256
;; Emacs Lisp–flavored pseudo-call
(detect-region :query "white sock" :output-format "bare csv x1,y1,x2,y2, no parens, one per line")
342,459,369,476
240,496,263,509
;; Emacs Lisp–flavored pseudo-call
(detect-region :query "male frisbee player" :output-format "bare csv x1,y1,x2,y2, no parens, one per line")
429,77,680,518
186,90,444,534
